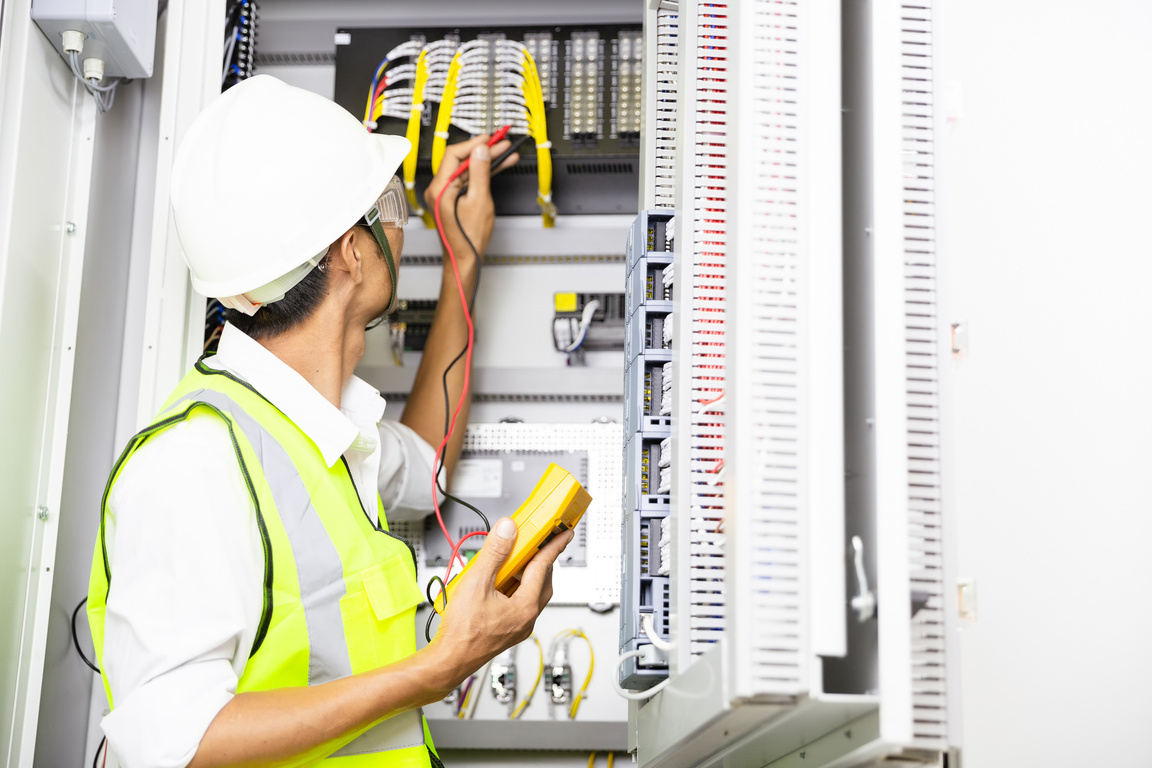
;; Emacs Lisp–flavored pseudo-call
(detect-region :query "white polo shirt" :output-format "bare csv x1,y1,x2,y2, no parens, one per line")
99,323,438,768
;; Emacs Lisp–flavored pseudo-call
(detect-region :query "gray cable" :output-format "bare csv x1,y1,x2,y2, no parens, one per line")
68,50,125,114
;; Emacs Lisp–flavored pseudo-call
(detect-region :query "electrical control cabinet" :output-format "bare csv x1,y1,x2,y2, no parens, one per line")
11,0,1152,766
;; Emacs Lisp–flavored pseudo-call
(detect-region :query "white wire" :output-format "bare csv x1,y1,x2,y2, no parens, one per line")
641,613,673,652
386,40,424,61
611,651,671,701
564,300,601,352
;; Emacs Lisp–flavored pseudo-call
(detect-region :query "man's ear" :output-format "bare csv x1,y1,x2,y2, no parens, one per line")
332,227,365,284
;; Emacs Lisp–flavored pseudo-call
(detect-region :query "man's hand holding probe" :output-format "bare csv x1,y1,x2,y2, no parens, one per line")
401,133,518,479
427,517,575,687
189,518,572,767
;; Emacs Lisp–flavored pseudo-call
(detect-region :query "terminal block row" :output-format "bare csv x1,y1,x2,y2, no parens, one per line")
620,209,676,691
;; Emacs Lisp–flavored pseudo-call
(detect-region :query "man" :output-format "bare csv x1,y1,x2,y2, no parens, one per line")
87,75,572,767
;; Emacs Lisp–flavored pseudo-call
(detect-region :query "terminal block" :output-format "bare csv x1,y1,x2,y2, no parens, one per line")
627,251,673,315
624,354,672,439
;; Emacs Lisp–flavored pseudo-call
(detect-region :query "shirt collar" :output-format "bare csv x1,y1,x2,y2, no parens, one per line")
209,322,386,468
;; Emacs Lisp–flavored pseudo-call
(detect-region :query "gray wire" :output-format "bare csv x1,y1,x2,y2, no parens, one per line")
222,26,238,85
68,50,125,114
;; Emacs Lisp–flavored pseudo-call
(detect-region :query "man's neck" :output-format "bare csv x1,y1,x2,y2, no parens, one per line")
257,306,366,410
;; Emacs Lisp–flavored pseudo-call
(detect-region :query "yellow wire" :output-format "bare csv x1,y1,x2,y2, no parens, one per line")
588,753,597,768
509,636,544,720
520,47,555,227
568,630,595,719
431,50,464,174
607,753,614,768
404,50,435,227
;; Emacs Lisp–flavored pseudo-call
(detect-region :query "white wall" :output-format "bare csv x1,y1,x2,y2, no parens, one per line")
936,1,1152,765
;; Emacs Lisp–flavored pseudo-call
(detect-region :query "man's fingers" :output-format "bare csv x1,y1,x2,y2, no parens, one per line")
493,151,520,176
439,134,489,178
516,528,574,601
445,133,490,162
470,517,518,588
464,143,492,199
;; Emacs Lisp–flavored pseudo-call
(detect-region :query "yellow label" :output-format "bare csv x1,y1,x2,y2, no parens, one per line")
554,292,578,313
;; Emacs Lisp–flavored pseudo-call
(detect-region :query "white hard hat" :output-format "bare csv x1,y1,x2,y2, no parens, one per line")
170,75,411,307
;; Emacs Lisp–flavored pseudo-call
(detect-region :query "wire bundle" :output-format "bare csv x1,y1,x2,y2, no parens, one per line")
429,39,555,227
433,41,526,170
222,0,258,91
362,40,424,130
67,51,123,114
404,40,459,227
517,44,556,227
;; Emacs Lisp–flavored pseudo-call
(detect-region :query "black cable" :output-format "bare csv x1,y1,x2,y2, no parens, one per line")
490,133,532,175
424,575,447,643
71,597,100,673
433,183,490,532
92,736,106,768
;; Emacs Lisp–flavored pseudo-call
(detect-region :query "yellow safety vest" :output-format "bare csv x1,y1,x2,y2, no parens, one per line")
87,359,441,767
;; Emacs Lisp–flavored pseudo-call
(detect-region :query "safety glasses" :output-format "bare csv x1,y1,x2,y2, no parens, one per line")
359,174,407,315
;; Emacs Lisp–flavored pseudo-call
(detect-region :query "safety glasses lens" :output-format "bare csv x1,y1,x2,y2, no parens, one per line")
368,175,408,228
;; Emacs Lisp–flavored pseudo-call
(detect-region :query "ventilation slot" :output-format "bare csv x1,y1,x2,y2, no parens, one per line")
565,161,636,175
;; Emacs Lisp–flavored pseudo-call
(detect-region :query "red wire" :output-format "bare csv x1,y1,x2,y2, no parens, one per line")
698,391,725,408
371,78,389,116
443,530,489,586
428,130,509,568
428,152,480,568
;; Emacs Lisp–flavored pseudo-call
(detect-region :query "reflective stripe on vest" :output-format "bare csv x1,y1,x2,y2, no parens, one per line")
164,388,426,757
167,389,355,685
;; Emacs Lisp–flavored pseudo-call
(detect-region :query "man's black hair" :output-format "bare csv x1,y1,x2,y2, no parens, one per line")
223,253,330,340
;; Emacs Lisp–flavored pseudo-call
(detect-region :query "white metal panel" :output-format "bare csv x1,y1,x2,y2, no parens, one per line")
728,0,807,698
133,0,222,428
870,0,914,748
727,0,844,699
897,0,948,750
801,0,846,666
0,3,97,765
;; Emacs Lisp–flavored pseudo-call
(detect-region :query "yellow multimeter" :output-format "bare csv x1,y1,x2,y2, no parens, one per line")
447,463,592,598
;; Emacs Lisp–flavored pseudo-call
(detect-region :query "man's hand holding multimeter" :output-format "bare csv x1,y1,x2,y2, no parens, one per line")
422,465,589,693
